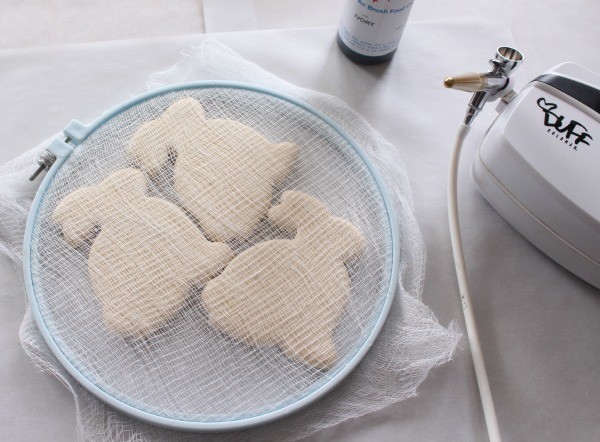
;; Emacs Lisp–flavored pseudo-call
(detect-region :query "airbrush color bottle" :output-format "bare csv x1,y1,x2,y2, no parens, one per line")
337,0,415,64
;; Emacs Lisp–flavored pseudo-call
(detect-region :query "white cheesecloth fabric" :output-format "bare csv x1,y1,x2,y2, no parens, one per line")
0,39,460,441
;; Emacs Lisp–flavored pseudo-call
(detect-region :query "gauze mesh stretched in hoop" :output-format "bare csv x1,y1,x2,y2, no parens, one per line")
0,39,461,441
30,85,395,423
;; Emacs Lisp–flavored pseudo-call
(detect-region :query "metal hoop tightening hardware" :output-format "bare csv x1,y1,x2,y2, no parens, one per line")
29,137,71,181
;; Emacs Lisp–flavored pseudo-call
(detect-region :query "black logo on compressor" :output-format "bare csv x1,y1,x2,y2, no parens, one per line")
537,97,593,150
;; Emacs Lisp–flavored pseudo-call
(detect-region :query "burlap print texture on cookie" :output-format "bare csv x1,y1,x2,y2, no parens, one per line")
128,98,299,243
202,190,366,370
52,168,234,338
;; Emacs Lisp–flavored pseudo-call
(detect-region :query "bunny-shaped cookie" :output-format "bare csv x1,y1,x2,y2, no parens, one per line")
53,168,234,338
128,98,299,242
201,190,365,370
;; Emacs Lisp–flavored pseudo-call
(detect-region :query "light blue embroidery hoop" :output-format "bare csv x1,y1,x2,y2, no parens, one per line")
23,81,399,431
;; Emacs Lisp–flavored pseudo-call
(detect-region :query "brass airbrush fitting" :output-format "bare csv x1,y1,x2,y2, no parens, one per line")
445,46,524,125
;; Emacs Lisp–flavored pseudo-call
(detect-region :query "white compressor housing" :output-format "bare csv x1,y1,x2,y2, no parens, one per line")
473,62,600,288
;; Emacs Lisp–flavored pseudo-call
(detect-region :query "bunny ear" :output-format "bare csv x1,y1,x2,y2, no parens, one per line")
128,118,173,177
52,169,147,248
269,142,299,185
129,98,207,177
163,97,206,122
52,185,100,248
98,168,147,203
268,190,328,234
268,191,365,261
100,168,146,189
329,217,366,263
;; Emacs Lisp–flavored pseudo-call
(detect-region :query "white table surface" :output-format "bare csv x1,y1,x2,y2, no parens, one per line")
2,1,600,441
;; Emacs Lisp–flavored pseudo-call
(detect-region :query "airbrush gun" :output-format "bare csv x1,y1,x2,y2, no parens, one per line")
443,46,524,442
445,46,524,125
445,43,600,442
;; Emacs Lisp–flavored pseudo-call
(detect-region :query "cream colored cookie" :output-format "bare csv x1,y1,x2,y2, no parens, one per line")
128,97,299,242
201,190,366,370
53,168,234,338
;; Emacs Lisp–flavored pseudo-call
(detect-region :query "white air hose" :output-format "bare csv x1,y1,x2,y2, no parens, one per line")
448,123,501,442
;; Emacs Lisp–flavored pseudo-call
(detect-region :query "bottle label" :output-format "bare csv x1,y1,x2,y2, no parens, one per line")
338,0,414,57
